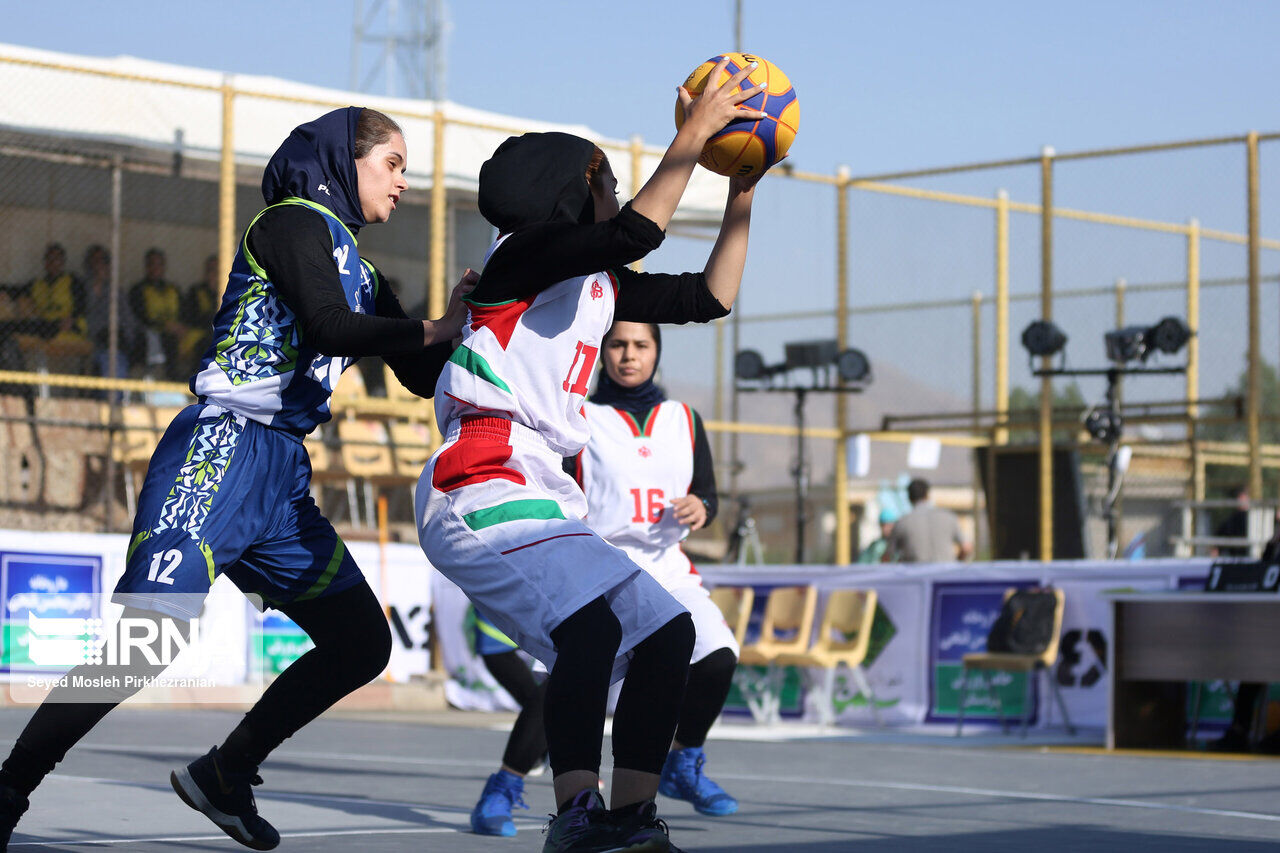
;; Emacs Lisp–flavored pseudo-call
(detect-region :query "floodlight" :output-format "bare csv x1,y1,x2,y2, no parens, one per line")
784,339,838,370
1149,316,1191,355
1104,326,1149,364
734,349,768,381
1021,320,1068,358
1084,407,1123,443
835,348,871,383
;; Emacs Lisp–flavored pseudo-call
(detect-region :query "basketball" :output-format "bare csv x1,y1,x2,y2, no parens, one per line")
675,52,799,178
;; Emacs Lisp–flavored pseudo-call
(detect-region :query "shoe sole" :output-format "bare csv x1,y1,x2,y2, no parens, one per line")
170,768,279,851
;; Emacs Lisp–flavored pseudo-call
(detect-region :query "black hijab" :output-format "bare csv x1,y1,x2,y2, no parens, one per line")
590,324,666,415
478,132,598,232
262,107,366,235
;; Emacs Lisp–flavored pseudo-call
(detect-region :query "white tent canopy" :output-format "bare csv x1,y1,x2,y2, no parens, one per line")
0,42,728,224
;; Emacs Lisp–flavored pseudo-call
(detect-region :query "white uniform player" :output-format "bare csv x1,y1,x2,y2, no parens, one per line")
578,400,739,663
418,253,684,673
422,57,769,849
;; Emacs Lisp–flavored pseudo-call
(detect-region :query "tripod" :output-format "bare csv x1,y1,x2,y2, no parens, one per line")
725,496,765,565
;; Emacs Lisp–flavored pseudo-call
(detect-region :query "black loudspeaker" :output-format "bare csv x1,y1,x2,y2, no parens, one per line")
975,446,1087,560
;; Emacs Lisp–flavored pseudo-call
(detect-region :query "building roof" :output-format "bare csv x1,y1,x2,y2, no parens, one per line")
0,42,727,224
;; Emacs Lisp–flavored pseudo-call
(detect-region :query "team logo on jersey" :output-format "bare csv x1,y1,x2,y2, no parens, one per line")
590,282,604,300
638,445,652,458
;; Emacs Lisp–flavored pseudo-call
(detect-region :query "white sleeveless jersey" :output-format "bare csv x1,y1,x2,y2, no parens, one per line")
434,235,618,456
578,400,697,554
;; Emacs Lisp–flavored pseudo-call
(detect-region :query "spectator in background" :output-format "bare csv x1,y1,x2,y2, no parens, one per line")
82,244,136,382
886,478,972,563
1211,484,1250,557
858,506,899,564
179,254,222,373
19,243,87,341
127,248,187,380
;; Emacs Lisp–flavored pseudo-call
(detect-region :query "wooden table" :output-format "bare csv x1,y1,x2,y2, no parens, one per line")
1105,592,1280,749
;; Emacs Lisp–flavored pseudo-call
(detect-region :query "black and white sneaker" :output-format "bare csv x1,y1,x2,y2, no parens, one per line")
0,784,29,852
170,746,280,850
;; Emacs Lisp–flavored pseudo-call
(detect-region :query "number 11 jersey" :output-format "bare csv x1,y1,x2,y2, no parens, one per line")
433,234,619,457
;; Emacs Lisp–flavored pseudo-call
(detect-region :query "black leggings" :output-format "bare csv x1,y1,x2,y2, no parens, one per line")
543,597,694,779
482,650,547,774
0,583,390,795
675,647,738,749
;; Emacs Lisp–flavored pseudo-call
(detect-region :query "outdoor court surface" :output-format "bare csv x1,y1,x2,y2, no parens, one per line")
2,707,1279,852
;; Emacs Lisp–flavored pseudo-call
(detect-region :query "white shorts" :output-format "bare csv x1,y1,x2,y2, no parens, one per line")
615,542,739,662
416,416,687,678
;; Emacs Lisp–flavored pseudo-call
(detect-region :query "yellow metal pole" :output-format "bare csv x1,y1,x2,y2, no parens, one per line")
1039,146,1055,561
1247,131,1262,500
994,189,1010,446
972,291,983,555
429,107,447,319
834,165,852,565
217,77,236,298
1187,219,1203,507
629,135,645,273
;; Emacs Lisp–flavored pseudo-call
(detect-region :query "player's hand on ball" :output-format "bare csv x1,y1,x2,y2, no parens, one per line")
730,155,786,194
677,57,767,141
670,495,708,531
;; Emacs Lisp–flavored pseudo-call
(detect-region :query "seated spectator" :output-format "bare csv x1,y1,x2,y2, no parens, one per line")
14,243,91,376
19,243,87,340
1210,485,1250,557
127,248,188,380
82,244,137,382
179,253,222,373
886,478,973,563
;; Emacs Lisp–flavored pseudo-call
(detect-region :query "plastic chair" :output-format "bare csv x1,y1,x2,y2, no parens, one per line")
955,587,1075,737
709,585,755,649
733,585,817,724
775,589,880,726
337,417,401,527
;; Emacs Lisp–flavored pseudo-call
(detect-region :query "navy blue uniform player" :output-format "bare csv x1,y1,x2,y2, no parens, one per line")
0,107,474,851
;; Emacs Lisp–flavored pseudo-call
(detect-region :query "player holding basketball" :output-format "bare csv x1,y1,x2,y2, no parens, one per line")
0,107,474,851
417,57,767,852
467,320,739,836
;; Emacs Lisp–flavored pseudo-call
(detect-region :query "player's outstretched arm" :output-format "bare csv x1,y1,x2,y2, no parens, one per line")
630,57,766,232
420,269,478,345
702,172,763,311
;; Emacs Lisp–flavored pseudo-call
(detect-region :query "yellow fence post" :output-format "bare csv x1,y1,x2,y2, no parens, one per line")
429,107,447,320
1186,218,1203,512
1246,131,1262,501
1039,146,1056,561
629,135,645,273
995,189,1010,446
972,290,983,555
834,165,852,565
218,76,236,298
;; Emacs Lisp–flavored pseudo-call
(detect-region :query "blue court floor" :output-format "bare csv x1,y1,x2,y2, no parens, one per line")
2,707,1279,851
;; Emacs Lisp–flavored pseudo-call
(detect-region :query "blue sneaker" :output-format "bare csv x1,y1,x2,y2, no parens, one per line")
471,769,528,836
658,747,738,816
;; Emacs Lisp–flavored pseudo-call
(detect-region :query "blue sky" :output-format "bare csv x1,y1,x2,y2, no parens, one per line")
10,0,1278,175
6,1,1279,410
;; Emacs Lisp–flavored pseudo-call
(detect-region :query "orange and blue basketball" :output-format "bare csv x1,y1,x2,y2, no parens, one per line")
675,52,799,178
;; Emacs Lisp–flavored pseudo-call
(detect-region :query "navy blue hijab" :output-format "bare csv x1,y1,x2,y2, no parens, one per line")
590,324,666,415
262,107,366,235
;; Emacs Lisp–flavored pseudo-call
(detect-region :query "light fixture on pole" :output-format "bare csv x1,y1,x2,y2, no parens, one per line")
735,340,872,563
1022,317,1191,558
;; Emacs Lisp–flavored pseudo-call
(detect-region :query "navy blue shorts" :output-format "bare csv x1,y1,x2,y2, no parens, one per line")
473,606,519,656
113,404,364,620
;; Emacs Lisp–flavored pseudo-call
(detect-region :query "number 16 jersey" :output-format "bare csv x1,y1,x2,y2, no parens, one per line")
433,234,619,457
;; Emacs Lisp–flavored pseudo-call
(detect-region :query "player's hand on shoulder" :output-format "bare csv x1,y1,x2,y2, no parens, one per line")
424,268,479,346
677,56,768,142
